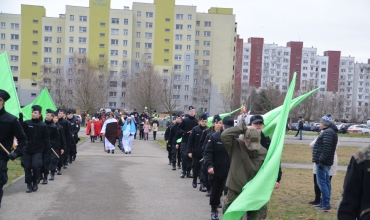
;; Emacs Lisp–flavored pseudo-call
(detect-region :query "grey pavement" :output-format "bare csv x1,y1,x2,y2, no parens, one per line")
284,134,369,147
281,162,347,171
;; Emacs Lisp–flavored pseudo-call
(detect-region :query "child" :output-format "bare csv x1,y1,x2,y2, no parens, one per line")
143,120,150,141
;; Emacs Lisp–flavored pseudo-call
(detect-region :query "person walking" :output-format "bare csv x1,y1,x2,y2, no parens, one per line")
101,113,118,154
86,117,97,142
176,106,199,178
295,117,304,140
22,105,51,193
151,117,159,141
122,117,136,154
143,120,150,141
52,115,65,178
0,90,27,208
312,114,338,211
168,115,182,170
165,119,175,165
57,109,73,169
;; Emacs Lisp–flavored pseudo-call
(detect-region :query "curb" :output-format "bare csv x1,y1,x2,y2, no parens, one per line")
4,137,89,189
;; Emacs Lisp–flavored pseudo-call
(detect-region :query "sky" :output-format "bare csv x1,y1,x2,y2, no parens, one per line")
1,0,369,63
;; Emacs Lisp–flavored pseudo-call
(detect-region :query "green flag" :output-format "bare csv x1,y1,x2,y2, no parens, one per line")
222,73,297,220
21,88,57,120
0,51,22,118
262,87,320,137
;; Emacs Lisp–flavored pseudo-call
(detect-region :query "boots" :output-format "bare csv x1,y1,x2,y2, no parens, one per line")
168,160,171,165
37,174,43,184
49,171,55,180
211,210,219,220
26,184,33,193
192,179,197,188
199,183,207,192
112,150,114,154
42,175,48,184
180,170,185,178
186,171,193,178
206,190,211,197
172,163,176,170
107,150,110,153
32,182,38,192
57,169,62,175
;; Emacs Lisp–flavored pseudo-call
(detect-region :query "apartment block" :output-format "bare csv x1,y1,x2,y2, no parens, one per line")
0,0,236,114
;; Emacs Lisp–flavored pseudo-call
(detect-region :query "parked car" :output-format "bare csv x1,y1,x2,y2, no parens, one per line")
290,123,298,131
303,124,312,131
311,123,321,132
348,125,370,134
338,123,355,134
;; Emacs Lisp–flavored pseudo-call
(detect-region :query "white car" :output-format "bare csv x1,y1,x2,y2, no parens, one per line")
348,125,370,134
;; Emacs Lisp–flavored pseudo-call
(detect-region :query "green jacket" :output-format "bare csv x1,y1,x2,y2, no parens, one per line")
221,124,267,194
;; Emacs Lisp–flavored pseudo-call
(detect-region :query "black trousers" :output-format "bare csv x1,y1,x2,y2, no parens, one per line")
180,142,192,172
0,159,8,204
21,153,42,184
49,149,60,172
209,175,226,210
201,160,210,190
192,155,202,182
139,130,144,139
63,146,70,165
153,131,157,140
170,144,181,164
313,174,332,202
57,151,63,170
41,149,51,175
166,145,171,161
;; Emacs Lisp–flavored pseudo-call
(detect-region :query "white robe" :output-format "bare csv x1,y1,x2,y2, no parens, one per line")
101,118,117,151
122,125,135,153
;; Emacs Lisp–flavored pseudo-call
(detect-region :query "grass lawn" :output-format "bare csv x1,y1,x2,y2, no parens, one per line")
286,131,370,138
156,139,167,148
282,144,360,165
269,168,345,220
7,158,24,184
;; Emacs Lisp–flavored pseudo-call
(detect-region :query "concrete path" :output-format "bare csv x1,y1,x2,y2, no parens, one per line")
281,162,347,171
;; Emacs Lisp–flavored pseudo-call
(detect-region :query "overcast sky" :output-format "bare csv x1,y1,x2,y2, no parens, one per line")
1,0,369,63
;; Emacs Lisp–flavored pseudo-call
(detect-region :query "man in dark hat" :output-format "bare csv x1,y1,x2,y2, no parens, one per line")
53,114,66,176
168,114,182,170
57,109,73,169
66,110,79,162
187,113,208,189
0,89,27,207
43,109,60,183
176,106,199,178
295,116,304,140
21,105,51,193
165,118,176,165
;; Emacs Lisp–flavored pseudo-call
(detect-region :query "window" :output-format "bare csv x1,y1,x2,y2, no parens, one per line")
111,28,119,35
175,44,182,50
186,45,191,51
174,54,182,60
69,15,75,21
137,22,141,28
174,65,181,70
78,48,86,54
321,68,326,72
70,26,74,32
44,47,52,53
203,50,210,56
112,18,119,24
56,58,61,64
196,21,200,26
144,53,152,59
124,19,128,25
110,60,118,66
195,40,199,46
33,30,38,34
202,70,209,75
174,75,181,80
79,37,87,43
79,16,87,22
204,31,211,37
10,66,18,72
165,18,171,22
136,42,140,48
10,55,19,61
203,60,209,65
135,52,140,58
174,85,181,90
123,50,127,56
185,65,190,71
69,37,74,43
164,59,169,63
204,21,211,27
135,32,141,38
176,24,183,30
137,11,141,17
1,22,5,28
204,41,210,46
11,45,19,51
175,34,182,40
111,50,118,56
146,12,153,18
146,22,153,28
145,43,152,49
100,33,105,37
165,28,170,32
79,27,87,33
164,49,169,53
57,37,62,43
69,47,74,53
188,14,192,20
195,50,199,55
99,44,105,48
109,91,117,97
123,40,128,46
187,25,191,30
44,57,52,63
187,35,191,41
57,26,62,32
111,39,118,45
186,55,190,61
195,30,200,36
45,26,52,32
321,61,327,65
32,51,37,55
11,23,19,29
13,77,18,82
176,14,183,20
164,39,170,43
32,62,37,66
11,34,19,40
145,32,152,38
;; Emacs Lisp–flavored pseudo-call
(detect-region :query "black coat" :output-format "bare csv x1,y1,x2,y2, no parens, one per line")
312,123,338,166
58,118,73,148
0,107,27,160
204,131,230,178
199,128,215,154
164,125,171,141
45,120,60,151
187,125,207,156
168,123,180,145
176,116,199,143
56,123,66,150
22,119,50,154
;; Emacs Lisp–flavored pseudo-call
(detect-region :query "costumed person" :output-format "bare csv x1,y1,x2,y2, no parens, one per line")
57,109,73,169
86,117,97,142
101,113,118,154
22,105,51,193
0,90,27,208
151,117,159,140
117,115,125,150
41,109,60,184
143,120,150,141
96,116,105,142
121,117,136,154
187,113,208,189
53,115,66,177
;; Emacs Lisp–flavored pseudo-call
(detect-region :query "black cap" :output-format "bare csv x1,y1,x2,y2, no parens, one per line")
57,109,65,113
0,89,10,102
249,115,264,125
199,114,208,121
66,110,73,115
32,105,42,112
154,109,157,112
212,114,222,123
188,106,194,110
223,116,234,129
46,109,55,114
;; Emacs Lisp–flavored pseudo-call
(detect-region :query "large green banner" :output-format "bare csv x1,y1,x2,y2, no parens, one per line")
21,88,57,120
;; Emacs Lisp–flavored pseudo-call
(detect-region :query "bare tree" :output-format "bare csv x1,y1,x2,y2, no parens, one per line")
219,80,234,112
358,104,369,123
161,70,185,116
192,65,212,113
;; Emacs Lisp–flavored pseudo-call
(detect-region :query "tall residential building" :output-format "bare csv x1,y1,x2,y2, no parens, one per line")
234,36,369,121
0,0,237,114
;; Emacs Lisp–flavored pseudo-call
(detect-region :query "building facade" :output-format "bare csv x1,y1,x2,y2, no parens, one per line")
0,0,236,114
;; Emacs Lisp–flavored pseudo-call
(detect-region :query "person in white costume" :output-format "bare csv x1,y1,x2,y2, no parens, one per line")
101,113,118,154
122,117,137,154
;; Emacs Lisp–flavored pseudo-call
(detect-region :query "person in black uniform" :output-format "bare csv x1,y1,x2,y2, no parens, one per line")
22,105,51,193
204,116,232,220
42,109,60,183
57,109,73,169
66,110,79,162
176,106,198,178
168,115,182,170
53,115,66,176
164,119,175,165
0,90,27,208
187,114,208,189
